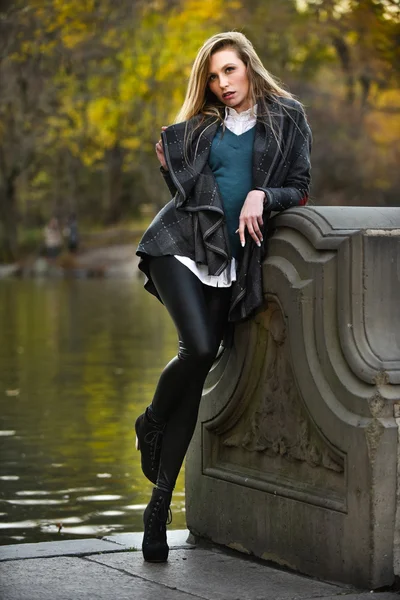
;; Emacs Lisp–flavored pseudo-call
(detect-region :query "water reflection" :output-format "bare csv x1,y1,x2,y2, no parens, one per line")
0,278,185,545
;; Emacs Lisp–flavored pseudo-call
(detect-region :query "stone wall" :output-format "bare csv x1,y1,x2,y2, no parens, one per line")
185,207,400,589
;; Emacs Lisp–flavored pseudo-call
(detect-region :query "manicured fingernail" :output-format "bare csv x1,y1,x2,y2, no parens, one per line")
241,242,245,247
261,237,263,242
257,242,261,247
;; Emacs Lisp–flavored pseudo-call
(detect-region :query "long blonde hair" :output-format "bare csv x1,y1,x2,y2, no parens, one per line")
175,31,295,125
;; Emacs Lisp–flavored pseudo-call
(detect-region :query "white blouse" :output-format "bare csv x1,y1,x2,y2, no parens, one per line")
174,105,258,287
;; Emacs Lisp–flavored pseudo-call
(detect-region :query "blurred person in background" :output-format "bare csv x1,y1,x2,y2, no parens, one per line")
43,216,63,259
135,31,312,563
64,213,79,253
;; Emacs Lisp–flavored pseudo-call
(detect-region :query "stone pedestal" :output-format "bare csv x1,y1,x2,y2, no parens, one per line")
185,207,400,589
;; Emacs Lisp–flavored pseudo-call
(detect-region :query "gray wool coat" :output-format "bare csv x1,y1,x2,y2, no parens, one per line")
136,95,312,322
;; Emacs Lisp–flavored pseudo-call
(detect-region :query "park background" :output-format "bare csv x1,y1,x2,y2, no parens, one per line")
0,0,399,547
0,0,399,262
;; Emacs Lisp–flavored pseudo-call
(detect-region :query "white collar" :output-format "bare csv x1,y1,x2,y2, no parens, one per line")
225,104,258,120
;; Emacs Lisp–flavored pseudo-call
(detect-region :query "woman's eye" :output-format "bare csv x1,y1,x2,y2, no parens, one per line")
209,74,216,82
226,67,234,73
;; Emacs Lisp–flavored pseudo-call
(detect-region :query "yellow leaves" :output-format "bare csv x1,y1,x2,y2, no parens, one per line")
118,54,152,103
32,171,51,187
40,41,57,55
81,147,105,167
172,87,185,107
121,137,141,151
53,0,96,12
4,0,244,169
164,0,225,32
62,32,86,50
136,56,152,82
102,28,121,50
366,89,400,147
87,97,116,130
147,0,241,121
142,0,166,16
120,77,149,103
85,97,119,157
32,0,99,48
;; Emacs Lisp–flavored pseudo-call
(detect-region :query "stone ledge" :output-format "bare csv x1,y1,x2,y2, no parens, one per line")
0,529,191,561
0,538,399,600
0,538,125,562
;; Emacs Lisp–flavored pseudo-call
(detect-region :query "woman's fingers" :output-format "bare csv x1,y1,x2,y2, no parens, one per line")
155,141,163,158
236,190,264,248
238,219,246,247
155,138,168,170
156,127,167,156
246,220,262,246
252,218,263,243
236,218,263,247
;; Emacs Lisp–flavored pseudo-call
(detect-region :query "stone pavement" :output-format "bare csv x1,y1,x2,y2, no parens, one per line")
0,530,398,600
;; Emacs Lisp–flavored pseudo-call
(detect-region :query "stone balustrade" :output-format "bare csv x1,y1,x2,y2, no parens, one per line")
185,206,400,589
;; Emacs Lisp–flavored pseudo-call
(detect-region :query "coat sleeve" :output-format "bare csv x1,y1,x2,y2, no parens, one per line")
160,166,178,197
257,108,312,211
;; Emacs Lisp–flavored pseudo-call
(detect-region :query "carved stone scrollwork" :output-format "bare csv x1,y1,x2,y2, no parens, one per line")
223,306,344,474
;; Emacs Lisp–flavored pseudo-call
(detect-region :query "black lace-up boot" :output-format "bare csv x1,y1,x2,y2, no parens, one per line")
142,488,172,562
135,408,165,484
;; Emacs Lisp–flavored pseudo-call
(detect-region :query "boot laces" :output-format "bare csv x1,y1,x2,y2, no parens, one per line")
157,496,172,525
166,508,172,526
147,497,172,537
155,495,172,523
144,429,164,463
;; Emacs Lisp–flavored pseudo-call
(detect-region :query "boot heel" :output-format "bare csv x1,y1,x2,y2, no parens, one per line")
143,544,169,562
142,488,172,563
135,436,140,451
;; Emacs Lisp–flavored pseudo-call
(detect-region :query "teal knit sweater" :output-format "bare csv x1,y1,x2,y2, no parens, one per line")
208,125,255,259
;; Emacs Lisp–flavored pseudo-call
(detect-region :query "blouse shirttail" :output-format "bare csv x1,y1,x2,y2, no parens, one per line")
136,95,312,323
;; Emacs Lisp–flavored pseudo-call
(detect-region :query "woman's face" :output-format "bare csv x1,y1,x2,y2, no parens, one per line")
208,48,251,113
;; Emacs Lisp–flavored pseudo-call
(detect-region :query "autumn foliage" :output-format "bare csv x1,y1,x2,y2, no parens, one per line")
0,0,399,260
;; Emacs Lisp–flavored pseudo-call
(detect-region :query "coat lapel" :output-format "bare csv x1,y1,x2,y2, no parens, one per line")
252,118,268,188
252,99,284,189
162,116,219,206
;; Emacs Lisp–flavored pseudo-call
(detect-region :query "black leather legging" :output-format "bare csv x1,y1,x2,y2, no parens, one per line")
148,256,232,493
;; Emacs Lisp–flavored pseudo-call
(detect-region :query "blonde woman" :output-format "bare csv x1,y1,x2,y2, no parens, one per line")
135,31,312,562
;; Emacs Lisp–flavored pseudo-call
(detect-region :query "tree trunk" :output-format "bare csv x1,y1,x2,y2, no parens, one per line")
332,34,355,105
105,143,124,224
0,176,18,263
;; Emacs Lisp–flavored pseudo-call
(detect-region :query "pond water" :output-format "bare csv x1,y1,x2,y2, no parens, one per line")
0,277,186,546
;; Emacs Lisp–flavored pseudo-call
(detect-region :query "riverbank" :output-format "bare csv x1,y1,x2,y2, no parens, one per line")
0,224,146,279
1,530,398,600
0,243,140,279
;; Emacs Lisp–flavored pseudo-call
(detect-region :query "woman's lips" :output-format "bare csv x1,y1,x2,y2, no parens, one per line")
223,92,235,100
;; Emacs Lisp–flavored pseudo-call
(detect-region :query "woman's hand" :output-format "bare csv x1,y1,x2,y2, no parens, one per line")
236,190,265,247
155,126,168,171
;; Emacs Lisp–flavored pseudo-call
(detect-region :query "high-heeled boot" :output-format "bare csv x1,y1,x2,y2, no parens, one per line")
135,408,165,484
142,487,172,562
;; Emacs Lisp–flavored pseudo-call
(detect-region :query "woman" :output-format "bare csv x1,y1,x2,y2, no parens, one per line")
135,31,312,563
